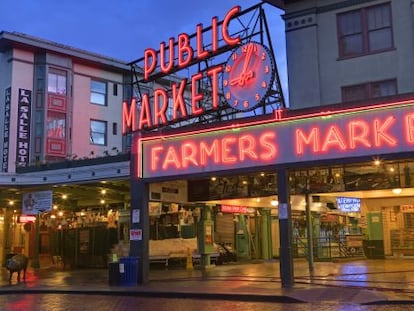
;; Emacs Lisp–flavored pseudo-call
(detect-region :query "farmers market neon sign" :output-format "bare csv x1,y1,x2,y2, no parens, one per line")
136,100,414,178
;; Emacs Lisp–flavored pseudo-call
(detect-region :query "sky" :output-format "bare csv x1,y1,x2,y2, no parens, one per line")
0,0,287,101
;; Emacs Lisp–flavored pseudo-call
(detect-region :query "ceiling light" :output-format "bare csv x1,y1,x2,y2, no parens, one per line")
271,199,278,207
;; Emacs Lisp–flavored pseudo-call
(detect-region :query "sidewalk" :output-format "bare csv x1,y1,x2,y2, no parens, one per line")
1,258,414,305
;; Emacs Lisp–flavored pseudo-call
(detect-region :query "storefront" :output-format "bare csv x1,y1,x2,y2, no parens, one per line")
124,93,414,284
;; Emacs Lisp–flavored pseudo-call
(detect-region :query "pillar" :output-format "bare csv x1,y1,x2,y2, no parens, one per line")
277,168,294,288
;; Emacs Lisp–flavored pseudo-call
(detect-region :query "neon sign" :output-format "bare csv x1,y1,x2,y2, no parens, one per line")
122,6,243,133
336,197,361,213
221,205,249,214
136,101,414,178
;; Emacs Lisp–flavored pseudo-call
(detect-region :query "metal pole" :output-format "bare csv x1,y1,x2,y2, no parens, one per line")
277,168,294,288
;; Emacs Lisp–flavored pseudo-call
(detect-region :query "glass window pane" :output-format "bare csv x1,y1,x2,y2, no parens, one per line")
371,80,396,98
47,112,66,138
90,93,106,105
91,80,106,93
48,73,57,93
367,5,390,30
342,84,368,102
57,76,67,95
48,72,67,95
90,120,106,145
369,28,392,51
90,80,106,105
339,11,361,36
341,34,363,56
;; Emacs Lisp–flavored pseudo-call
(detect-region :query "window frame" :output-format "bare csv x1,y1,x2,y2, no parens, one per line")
47,69,67,95
337,3,394,59
90,119,107,146
90,79,107,106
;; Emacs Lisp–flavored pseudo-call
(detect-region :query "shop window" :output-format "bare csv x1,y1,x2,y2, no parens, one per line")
90,80,107,106
48,69,67,95
90,119,107,146
341,79,397,102
337,3,393,58
343,162,400,191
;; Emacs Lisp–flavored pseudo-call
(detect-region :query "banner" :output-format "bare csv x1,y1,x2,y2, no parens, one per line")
2,87,11,172
16,89,32,168
22,191,53,214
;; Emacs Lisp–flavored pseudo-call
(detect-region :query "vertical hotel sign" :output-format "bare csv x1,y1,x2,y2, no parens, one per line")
2,87,11,172
16,89,31,167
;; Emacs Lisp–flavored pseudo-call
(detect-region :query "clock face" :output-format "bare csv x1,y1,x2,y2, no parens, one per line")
222,42,275,111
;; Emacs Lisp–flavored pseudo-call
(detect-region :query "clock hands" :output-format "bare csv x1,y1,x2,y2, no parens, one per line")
230,43,256,87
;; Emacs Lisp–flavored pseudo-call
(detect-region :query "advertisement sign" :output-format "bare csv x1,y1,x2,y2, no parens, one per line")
2,87,11,172
336,197,361,212
16,89,32,168
22,190,53,214
138,101,414,178
130,229,143,241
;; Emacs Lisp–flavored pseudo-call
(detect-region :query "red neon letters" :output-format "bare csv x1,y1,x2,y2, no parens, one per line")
141,108,414,177
296,116,397,155
149,132,277,171
123,6,241,133
144,6,241,80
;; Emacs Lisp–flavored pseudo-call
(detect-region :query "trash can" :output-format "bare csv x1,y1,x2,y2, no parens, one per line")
108,262,120,286
119,257,138,286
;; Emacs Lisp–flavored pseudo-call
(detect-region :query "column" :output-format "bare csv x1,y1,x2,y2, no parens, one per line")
277,168,294,288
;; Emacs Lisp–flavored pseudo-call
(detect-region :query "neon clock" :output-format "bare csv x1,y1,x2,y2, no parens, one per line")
222,41,275,111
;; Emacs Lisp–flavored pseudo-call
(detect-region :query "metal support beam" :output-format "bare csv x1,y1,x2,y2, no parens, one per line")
277,169,294,288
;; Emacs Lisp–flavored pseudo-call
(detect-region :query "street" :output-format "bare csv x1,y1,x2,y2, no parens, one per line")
0,294,411,311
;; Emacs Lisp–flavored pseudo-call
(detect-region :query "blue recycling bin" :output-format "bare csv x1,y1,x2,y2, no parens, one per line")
119,256,139,286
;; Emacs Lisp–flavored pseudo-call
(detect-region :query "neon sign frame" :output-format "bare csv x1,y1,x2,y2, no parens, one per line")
134,99,414,179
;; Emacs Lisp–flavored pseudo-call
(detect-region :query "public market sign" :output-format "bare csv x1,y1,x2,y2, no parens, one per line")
136,100,414,178
123,6,245,132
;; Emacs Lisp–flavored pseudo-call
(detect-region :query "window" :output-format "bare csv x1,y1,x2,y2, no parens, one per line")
90,120,107,145
48,69,67,95
337,3,393,58
90,80,107,106
342,79,397,102
47,112,66,139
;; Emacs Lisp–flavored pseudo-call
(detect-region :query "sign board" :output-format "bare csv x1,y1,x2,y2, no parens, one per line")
2,87,11,172
221,204,249,214
137,101,414,178
16,89,32,168
22,190,53,214
130,229,143,241
336,197,361,212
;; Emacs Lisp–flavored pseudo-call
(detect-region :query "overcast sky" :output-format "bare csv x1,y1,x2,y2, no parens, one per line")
0,0,287,100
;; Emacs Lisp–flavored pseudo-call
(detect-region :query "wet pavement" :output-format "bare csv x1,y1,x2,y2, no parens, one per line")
1,257,414,305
